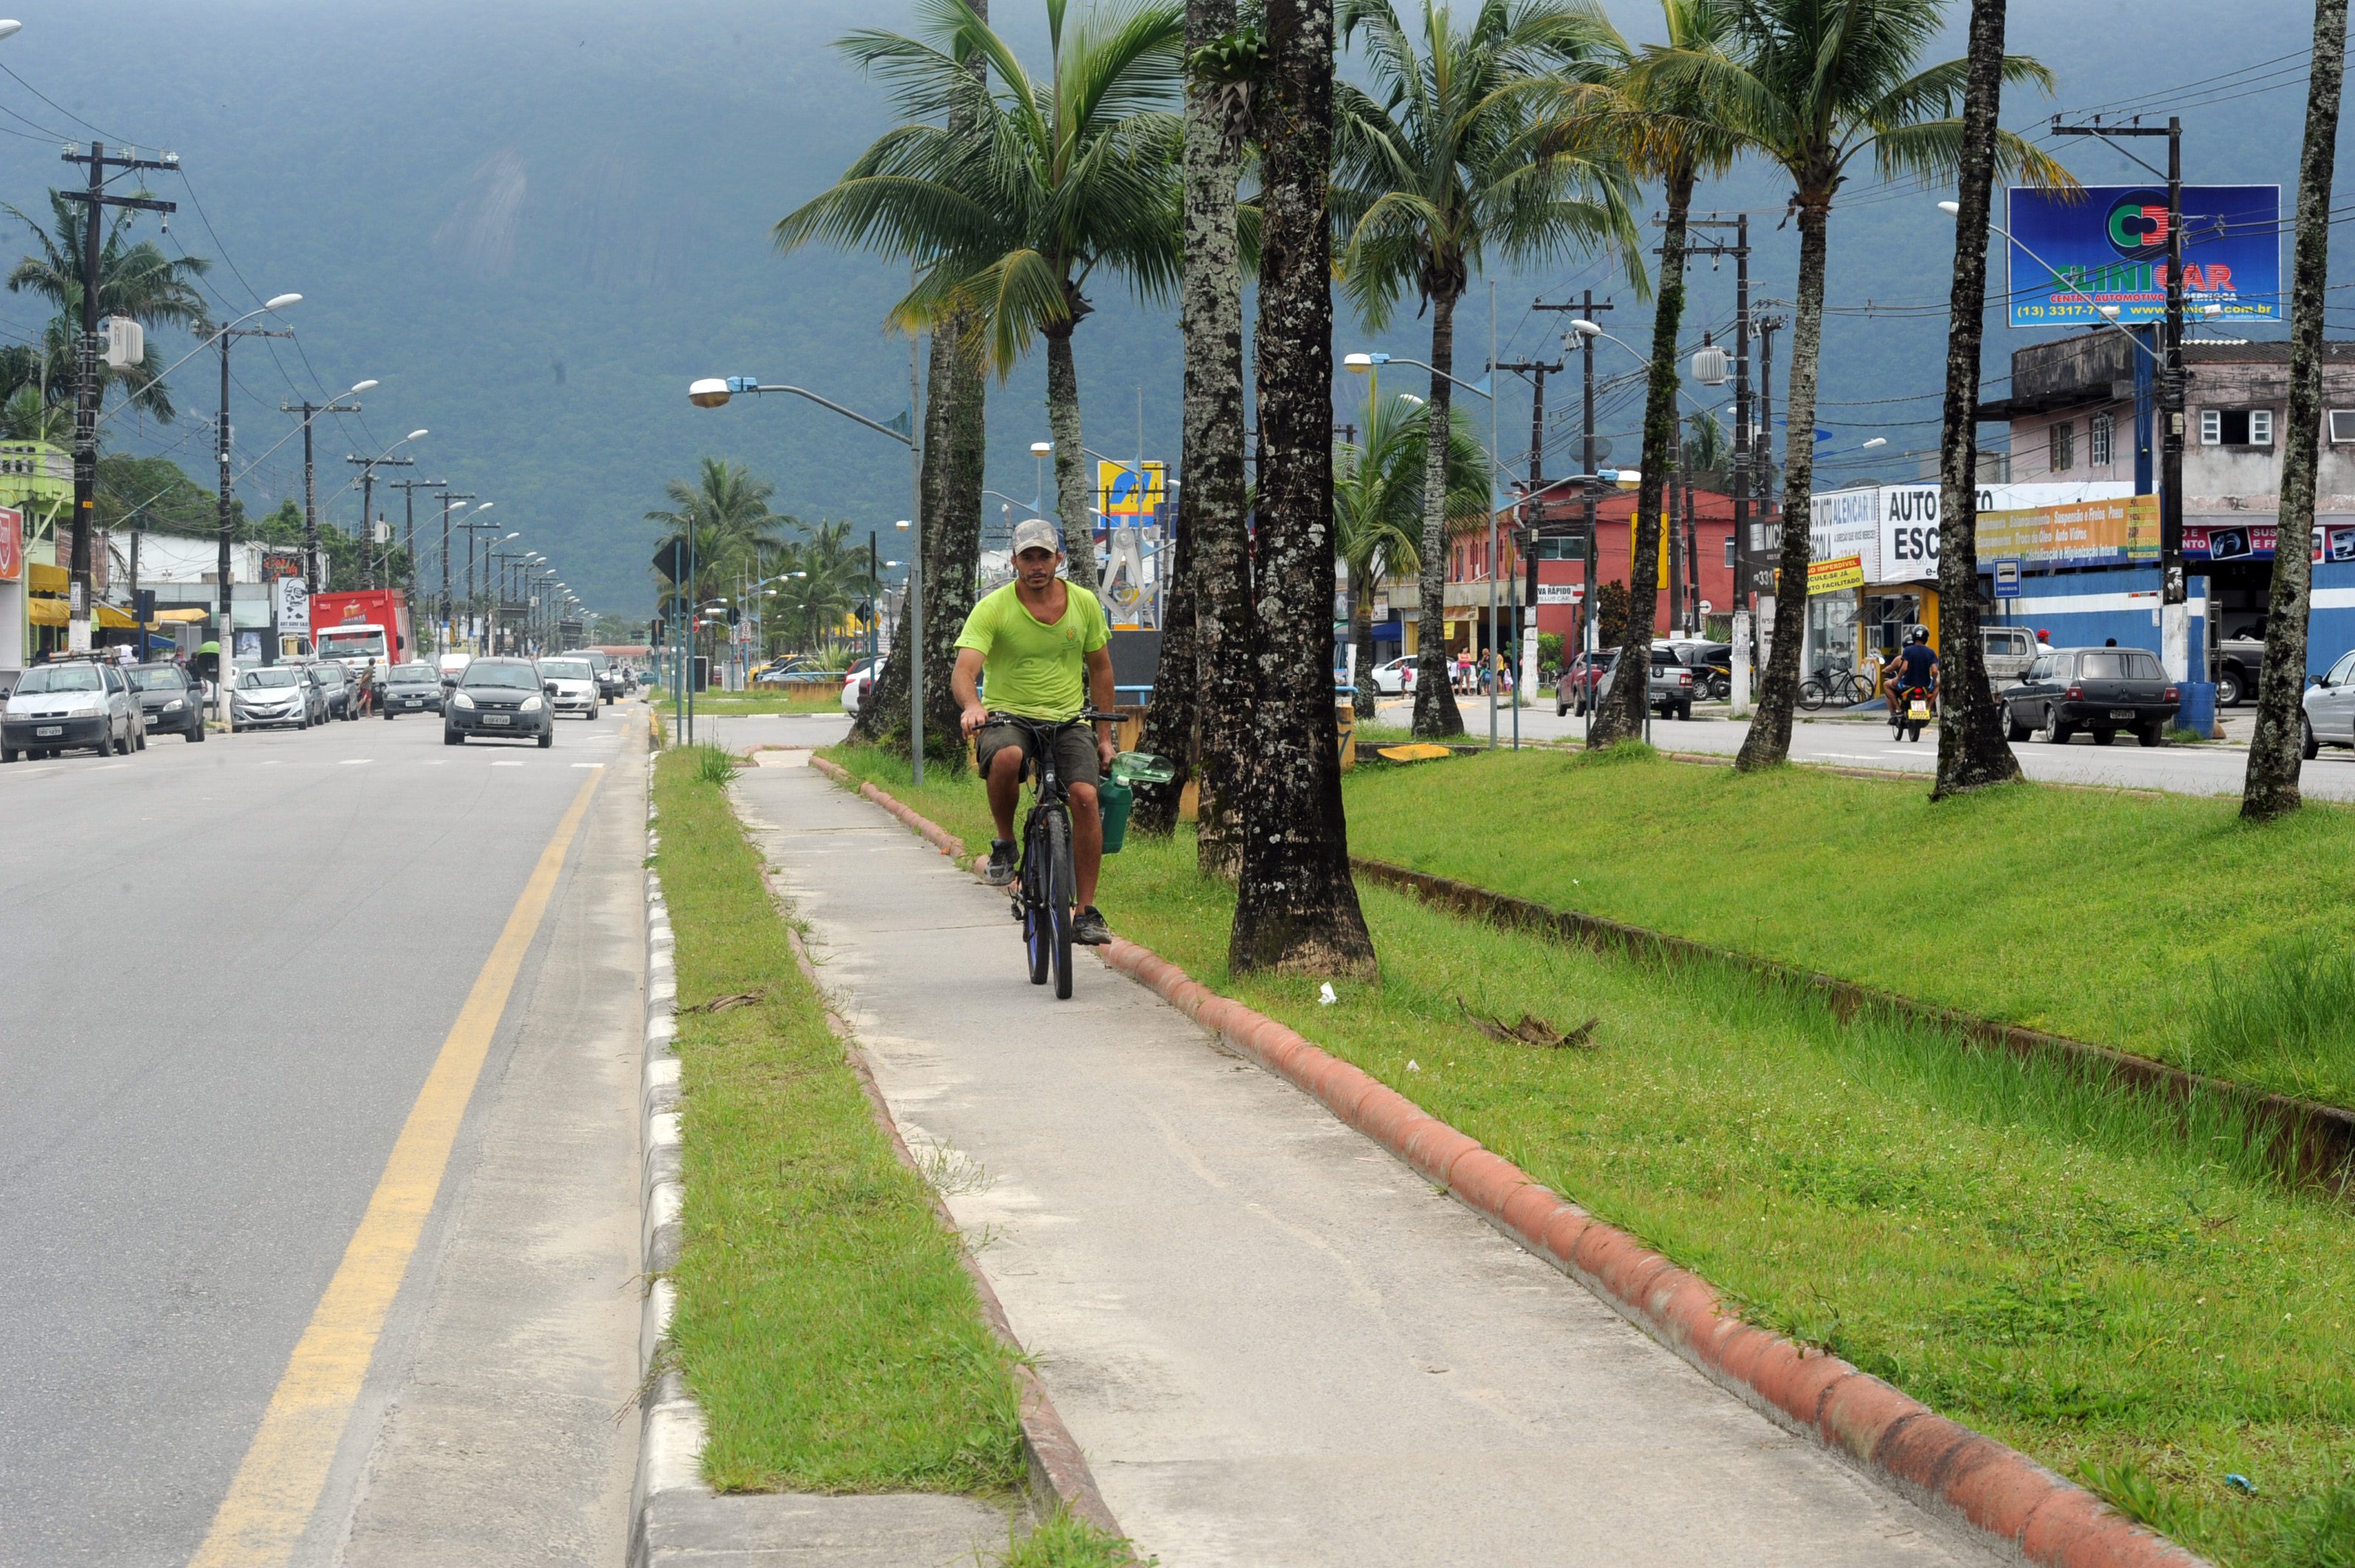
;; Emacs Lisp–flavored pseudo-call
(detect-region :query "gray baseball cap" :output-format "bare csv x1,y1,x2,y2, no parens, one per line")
1010,518,1061,556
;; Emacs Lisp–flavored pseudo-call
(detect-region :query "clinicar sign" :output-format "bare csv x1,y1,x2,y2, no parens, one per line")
2007,185,2281,328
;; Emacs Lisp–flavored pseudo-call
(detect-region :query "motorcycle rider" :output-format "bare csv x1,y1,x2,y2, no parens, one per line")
1887,626,1939,730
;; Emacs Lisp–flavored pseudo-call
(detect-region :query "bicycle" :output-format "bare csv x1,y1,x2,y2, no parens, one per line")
1799,668,1876,711
990,709,1121,1001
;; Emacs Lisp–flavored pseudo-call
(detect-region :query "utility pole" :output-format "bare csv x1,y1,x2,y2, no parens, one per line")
347,450,414,589
2052,115,2189,680
214,314,291,723
61,142,176,653
389,478,445,620
1755,312,1784,658
1689,215,1752,675
458,516,499,652
1496,348,1563,717
283,393,365,592
438,492,474,652
1536,292,1611,742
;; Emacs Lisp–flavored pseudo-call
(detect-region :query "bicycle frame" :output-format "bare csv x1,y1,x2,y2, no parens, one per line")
988,710,1116,999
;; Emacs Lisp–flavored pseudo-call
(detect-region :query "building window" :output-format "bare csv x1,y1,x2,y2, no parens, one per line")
2203,408,2274,446
1724,537,1736,569
2329,410,2355,444
2089,411,2113,467
2049,420,2075,473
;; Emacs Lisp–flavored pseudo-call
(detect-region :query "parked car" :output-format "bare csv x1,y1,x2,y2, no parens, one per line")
537,655,601,720
1370,655,1417,696
303,660,356,720
754,654,832,689
1980,626,2040,688
437,652,473,684
1657,640,1733,702
2001,646,2178,746
1557,650,1608,716
232,664,320,731
1567,646,1696,720
444,657,555,746
842,657,885,715
585,649,622,703
2300,646,2355,758
128,661,206,742
2213,621,2266,706
1,658,143,759
379,660,445,717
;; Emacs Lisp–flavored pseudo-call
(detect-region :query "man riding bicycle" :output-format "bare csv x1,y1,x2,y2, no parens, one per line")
953,518,1118,946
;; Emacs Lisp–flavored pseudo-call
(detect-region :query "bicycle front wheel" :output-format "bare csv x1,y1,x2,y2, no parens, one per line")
1023,823,1051,987
1046,808,1075,1000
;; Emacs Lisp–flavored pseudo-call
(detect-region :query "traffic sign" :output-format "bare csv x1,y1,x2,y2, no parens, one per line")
1993,559,2021,600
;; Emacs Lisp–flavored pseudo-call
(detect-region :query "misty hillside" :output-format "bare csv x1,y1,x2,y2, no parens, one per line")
0,0,2337,615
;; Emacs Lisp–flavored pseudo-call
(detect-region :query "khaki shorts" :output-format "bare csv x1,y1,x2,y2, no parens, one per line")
976,720,1101,790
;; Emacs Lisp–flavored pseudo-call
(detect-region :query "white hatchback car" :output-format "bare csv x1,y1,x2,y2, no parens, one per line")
842,658,885,714
535,656,602,720
1370,655,1417,695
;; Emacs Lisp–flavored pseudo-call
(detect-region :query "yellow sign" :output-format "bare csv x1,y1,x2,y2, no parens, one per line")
1808,555,1865,595
1096,459,1166,517
1975,495,2158,568
1632,513,1670,577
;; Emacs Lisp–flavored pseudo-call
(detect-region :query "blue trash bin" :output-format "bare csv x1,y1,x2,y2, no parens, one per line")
2176,679,2217,738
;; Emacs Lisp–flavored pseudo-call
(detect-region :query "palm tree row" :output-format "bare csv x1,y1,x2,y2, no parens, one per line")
782,0,2068,974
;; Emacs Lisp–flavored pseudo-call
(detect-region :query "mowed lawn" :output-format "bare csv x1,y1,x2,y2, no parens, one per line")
818,744,2355,1568
1345,746,2355,1112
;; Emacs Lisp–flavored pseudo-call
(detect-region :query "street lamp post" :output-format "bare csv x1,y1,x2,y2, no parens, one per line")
689,368,930,782
187,294,300,729
281,379,377,595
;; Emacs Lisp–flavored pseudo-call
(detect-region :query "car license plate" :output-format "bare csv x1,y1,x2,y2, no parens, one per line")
484,714,511,726
36,725,61,737
2109,709,2135,720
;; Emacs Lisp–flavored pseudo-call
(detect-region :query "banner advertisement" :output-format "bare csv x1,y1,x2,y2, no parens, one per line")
1976,496,2158,569
2183,521,2355,564
1096,459,1166,517
1808,555,1865,596
273,575,310,632
0,505,19,581
2007,185,2283,328
1807,484,1940,584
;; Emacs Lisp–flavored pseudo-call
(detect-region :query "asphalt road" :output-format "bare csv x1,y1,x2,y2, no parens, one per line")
0,701,632,1566
1396,697,2355,799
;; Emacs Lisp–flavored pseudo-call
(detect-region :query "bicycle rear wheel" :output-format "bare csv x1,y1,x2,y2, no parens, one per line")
1045,808,1075,1000
1022,818,1051,986
1798,678,1826,711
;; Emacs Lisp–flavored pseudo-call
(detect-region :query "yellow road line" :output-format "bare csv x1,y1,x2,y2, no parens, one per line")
189,767,605,1567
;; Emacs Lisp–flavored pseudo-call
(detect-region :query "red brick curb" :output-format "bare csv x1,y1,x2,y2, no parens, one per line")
809,753,968,861
806,754,2208,1568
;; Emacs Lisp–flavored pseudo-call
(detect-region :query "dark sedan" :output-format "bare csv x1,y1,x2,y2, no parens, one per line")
2002,646,2178,746
443,658,554,746
128,662,206,742
378,662,445,718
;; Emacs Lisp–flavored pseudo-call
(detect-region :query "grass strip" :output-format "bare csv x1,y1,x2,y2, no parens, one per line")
1344,745,2355,1112
817,741,2355,1568
689,689,848,714
652,744,1027,1496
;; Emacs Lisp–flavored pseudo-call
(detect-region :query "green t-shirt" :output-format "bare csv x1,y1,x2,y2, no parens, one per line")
955,580,1110,719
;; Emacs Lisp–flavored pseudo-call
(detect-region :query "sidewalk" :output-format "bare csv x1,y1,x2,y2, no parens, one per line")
731,763,2004,1568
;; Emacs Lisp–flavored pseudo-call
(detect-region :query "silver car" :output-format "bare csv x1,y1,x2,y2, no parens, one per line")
2302,648,2355,758
232,665,319,730
1,659,143,760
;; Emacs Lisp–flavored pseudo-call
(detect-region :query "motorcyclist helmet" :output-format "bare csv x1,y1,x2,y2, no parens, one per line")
1908,625,1930,644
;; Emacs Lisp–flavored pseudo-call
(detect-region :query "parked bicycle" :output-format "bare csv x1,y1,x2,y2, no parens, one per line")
1797,668,1876,712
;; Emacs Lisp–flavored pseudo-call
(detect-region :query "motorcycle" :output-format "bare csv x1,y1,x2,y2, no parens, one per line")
1891,679,1936,743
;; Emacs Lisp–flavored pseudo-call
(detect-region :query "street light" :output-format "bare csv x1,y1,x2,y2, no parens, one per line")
691,368,929,780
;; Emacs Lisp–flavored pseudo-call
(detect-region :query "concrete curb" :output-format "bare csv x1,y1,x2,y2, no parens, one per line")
810,757,2211,1568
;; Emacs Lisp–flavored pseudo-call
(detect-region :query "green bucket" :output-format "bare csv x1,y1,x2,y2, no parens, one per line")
1098,776,1135,854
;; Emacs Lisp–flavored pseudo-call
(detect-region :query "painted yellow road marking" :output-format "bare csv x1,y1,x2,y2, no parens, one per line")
187,768,604,1567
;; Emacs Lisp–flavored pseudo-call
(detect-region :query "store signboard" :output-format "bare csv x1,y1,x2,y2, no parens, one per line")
1809,555,1865,596
2007,185,2282,327
0,505,19,581
2184,521,2355,564
1807,484,1941,585
1976,496,2158,569
1537,583,1584,604
273,575,310,632
1097,459,1166,517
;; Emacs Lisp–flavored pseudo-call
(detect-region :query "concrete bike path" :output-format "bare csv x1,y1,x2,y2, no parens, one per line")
732,763,2002,1568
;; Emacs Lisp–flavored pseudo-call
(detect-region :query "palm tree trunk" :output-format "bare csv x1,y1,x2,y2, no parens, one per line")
1410,289,1467,737
1737,191,1829,772
1180,0,1254,877
1593,163,1696,746
1351,563,1379,725
850,326,982,770
1131,497,1195,834
1231,0,1376,979
2243,0,2348,820
1930,0,2024,798
1045,325,1100,590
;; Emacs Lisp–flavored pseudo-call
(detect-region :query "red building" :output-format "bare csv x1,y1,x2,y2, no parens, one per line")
1502,481,1768,641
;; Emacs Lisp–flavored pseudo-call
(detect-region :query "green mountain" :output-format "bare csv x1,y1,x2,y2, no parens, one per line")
0,0,2332,615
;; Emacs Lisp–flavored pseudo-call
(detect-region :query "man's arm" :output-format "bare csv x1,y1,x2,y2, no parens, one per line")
1085,645,1117,766
953,648,990,736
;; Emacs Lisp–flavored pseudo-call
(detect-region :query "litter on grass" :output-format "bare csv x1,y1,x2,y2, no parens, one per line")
1456,998,1600,1050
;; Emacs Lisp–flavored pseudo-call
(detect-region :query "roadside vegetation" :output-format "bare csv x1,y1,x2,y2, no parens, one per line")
818,745,2355,1568
686,688,848,715
1345,747,2355,1112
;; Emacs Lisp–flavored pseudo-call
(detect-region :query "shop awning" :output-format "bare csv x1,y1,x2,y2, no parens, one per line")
27,561,66,593
29,598,141,629
149,606,209,623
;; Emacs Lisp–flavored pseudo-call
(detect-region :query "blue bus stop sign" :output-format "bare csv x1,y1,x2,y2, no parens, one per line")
1993,560,2021,600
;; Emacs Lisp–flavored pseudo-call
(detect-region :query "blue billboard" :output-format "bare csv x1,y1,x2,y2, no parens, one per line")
2006,184,2280,328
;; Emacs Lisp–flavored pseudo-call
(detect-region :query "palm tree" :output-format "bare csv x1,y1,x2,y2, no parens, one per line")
6,190,211,425
2242,0,2349,819
643,456,790,615
1334,390,1487,723
1573,0,1749,746
1639,0,2064,772
1334,0,1638,741
776,0,1185,592
1229,0,1377,980
770,518,876,651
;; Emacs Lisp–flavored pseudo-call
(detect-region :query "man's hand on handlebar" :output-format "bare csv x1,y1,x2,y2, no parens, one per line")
961,703,990,738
